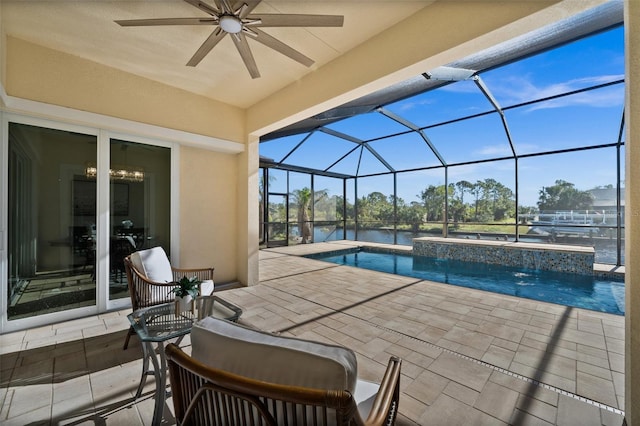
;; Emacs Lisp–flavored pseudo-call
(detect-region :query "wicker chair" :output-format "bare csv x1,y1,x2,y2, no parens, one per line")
165,317,402,426
122,247,214,349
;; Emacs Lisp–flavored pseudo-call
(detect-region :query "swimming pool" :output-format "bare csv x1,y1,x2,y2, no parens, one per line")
306,248,625,315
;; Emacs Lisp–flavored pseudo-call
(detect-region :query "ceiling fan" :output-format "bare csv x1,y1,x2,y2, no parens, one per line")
115,0,344,79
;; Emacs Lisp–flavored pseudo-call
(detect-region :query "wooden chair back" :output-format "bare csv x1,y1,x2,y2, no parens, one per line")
122,252,214,350
166,343,401,426
124,255,176,311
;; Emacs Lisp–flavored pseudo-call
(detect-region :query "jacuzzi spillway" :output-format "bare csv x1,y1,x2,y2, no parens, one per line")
412,237,595,275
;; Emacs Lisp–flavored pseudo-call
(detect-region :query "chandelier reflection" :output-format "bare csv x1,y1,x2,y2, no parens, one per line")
85,165,145,182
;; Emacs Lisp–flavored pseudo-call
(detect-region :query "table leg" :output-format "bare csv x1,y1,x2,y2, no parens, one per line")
134,341,152,399
134,337,183,425
133,341,165,426
149,341,166,426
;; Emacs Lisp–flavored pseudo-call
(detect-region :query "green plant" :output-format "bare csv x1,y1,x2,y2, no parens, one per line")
170,276,201,299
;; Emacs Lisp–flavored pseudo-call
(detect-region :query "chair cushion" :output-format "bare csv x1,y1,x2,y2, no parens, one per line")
200,279,215,296
130,246,173,283
354,379,380,420
191,316,358,393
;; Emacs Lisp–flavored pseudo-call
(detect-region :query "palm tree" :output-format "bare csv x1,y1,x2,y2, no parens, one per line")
291,187,313,243
290,187,330,243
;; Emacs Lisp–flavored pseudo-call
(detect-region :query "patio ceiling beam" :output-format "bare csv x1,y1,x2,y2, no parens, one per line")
260,159,351,179
473,75,517,158
277,130,315,166
324,144,361,175
376,107,447,167
318,127,395,173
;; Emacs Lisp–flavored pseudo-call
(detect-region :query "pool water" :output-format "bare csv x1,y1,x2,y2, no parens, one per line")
307,249,625,315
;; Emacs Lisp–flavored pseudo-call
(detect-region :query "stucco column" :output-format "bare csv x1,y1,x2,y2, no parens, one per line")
0,5,5,90
238,135,260,286
625,0,639,424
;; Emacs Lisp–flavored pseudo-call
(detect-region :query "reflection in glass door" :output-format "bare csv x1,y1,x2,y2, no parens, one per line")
8,122,97,320
109,139,171,300
266,193,288,247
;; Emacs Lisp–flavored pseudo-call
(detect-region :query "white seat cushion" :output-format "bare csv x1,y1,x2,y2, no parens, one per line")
354,379,380,420
191,316,358,393
200,279,214,296
130,246,173,283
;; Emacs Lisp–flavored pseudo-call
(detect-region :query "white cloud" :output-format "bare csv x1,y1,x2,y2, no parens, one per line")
472,143,544,158
491,74,624,110
513,143,540,152
394,98,435,112
474,144,512,157
525,86,624,112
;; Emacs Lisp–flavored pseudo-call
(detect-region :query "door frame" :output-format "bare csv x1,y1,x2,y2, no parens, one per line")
0,114,177,333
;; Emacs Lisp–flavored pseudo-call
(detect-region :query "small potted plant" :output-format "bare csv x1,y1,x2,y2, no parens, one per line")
171,276,201,314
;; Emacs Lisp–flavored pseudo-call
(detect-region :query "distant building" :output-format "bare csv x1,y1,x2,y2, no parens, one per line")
588,187,625,213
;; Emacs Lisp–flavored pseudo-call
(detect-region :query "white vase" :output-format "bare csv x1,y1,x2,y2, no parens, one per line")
175,295,193,315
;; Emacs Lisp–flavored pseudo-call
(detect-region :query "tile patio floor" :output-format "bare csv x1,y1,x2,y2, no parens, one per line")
0,241,626,425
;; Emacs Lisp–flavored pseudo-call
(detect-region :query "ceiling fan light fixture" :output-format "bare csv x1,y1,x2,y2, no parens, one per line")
219,15,242,34
115,0,344,77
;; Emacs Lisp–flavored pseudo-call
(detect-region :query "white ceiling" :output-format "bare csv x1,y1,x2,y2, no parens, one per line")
2,1,431,109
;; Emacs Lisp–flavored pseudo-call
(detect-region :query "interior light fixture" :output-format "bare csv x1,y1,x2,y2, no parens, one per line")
219,15,243,34
85,164,145,182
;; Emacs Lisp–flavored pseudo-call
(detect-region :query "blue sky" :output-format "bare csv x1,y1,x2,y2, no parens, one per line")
261,25,625,208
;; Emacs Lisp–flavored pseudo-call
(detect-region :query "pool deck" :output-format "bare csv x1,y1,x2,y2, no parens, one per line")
0,241,626,425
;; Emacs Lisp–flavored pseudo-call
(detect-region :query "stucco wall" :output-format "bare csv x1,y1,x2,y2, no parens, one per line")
178,145,239,284
3,36,247,286
0,6,4,92
5,36,244,143
625,0,639,423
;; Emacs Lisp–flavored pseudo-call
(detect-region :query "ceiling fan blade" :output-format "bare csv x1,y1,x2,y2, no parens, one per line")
231,33,260,78
249,14,343,27
220,0,234,13
183,0,220,16
187,27,226,66
115,18,216,27
251,27,314,67
235,0,262,18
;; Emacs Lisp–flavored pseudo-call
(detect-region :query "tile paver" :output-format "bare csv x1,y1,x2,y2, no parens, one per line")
405,369,450,406
513,394,558,424
0,242,626,425
556,394,602,426
474,381,520,423
481,344,516,369
576,371,618,408
428,352,492,392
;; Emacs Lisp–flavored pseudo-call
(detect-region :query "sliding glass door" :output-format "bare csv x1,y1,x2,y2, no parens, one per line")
3,116,174,329
7,122,98,320
109,139,171,300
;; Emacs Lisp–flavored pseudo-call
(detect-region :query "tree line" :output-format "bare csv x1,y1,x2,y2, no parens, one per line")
330,179,596,227
264,178,599,238
341,178,515,229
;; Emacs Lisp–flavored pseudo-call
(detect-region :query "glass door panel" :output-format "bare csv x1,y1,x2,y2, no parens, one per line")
8,122,97,320
109,139,171,300
266,193,288,247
